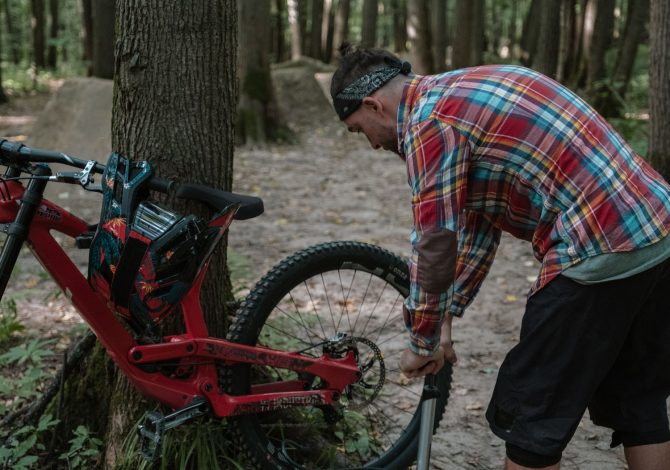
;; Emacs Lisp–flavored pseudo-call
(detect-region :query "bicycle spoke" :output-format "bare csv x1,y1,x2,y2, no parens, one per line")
359,280,388,339
287,290,324,343
352,273,374,334
320,273,337,333
303,280,328,339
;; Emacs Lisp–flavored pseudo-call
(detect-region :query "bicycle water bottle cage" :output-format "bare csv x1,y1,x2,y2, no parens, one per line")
88,153,238,340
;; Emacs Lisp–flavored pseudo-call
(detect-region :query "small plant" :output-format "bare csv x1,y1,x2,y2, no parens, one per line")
0,299,24,344
59,425,103,469
0,413,59,470
0,338,55,366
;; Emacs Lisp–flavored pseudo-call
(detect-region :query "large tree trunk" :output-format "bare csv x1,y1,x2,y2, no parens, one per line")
309,0,323,58
649,0,670,181
272,0,285,62
81,0,93,73
508,0,519,59
3,0,21,64
238,0,275,144
571,0,597,88
0,13,8,104
452,0,484,69
332,0,350,56
430,0,446,71
288,0,303,59
392,0,407,52
520,0,541,66
31,0,46,70
361,0,378,47
557,0,577,83
321,0,334,62
407,0,433,74
47,0,58,69
586,0,615,103
91,0,114,79
598,0,649,116
54,1,238,466
533,0,562,78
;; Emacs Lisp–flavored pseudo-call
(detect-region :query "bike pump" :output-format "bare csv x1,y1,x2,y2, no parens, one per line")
417,374,439,470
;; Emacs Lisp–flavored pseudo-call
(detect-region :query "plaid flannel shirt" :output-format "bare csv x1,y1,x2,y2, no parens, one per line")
398,65,670,356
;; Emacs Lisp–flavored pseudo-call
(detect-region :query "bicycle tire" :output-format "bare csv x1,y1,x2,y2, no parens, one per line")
219,241,452,470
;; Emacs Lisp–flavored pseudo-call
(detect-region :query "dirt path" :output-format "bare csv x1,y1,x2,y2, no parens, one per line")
0,68,632,469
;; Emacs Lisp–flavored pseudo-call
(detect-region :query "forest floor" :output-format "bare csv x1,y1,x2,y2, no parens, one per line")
0,64,636,469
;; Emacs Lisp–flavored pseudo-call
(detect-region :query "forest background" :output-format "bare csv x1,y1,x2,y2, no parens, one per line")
0,0,669,469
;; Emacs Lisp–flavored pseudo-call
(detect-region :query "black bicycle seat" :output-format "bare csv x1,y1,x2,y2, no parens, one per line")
175,183,264,220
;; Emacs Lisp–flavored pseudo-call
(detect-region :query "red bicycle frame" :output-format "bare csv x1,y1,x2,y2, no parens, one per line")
0,177,361,417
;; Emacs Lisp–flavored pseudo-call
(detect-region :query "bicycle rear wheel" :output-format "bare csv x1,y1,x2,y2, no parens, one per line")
220,241,452,469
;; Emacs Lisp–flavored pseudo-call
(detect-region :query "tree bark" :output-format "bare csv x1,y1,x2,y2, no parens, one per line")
572,0,597,88
238,0,275,143
288,0,303,59
361,0,378,47
430,0,446,71
91,0,114,79
533,0,562,78
392,0,407,52
557,0,577,83
508,0,518,59
649,0,670,180
321,0,334,62
587,0,615,102
3,0,21,64
31,0,46,69
81,0,93,73
47,0,58,69
310,0,323,58
0,12,8,104
520,0,541,66
407,0,433,74
55,1,238,465
452,0,484,69
598,0,649,116
332,0,350,56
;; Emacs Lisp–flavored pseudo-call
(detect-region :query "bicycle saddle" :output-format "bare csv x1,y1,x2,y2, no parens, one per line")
176,183,264,220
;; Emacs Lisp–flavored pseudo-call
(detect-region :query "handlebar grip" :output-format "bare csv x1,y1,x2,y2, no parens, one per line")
0,139,25,162
147,176,174,193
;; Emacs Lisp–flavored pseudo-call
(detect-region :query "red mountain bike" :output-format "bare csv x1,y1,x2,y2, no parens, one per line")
0,139,451,470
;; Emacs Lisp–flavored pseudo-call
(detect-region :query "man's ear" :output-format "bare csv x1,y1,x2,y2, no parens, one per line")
362,96,382,114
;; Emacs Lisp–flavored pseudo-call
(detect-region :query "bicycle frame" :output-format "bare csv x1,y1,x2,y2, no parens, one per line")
0,171,361,417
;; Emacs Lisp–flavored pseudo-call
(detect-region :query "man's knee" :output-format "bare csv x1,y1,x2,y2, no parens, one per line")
506,442,561,468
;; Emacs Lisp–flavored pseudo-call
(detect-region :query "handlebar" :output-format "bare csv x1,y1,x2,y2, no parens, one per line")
0,139,174,193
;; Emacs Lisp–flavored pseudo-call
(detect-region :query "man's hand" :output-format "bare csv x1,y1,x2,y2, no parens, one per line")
399,346,446,378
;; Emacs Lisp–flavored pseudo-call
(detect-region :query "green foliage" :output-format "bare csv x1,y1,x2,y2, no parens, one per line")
0,338,55,366
0,413,59,470
0,299,24,344
228,249,252,295
59,425,103,469
116,415,243,470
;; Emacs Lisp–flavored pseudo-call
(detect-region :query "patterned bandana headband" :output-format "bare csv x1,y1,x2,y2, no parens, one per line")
333,59,412,120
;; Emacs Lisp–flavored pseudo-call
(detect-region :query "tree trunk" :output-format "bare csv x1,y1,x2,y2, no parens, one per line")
533,0,562,78
557,0,577,83
392,0,407,52
598,0,649,116
3,0,21,64
332,0,350,56
572,0,597,88
288,0,303,59
47,0,58,69
55,0,238,465
649,0,670,181
321,0,334,62
587,0,615,103
508,0,518,59
91,0,114,79
452,0,484,69
238,0,275,144
273,0,286,62
309,0,323,58
0,13,8,104
31,0,46,70
430,0,446,71
520,0,541,65
490,0,503,56
407,0,433,74
81,0,93,73
361,0,378,47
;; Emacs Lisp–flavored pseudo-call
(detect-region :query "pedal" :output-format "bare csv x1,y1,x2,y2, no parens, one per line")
137,396,210,462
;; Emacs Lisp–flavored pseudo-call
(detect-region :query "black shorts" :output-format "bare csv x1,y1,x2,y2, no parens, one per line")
486,258,670,458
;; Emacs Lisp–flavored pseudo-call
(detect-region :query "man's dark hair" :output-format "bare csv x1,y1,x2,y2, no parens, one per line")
329,42,403,100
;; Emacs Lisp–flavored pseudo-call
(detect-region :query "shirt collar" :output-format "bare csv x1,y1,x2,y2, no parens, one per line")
396,75,423,160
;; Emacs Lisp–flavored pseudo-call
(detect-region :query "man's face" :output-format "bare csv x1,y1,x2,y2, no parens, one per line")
343,97,399,155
